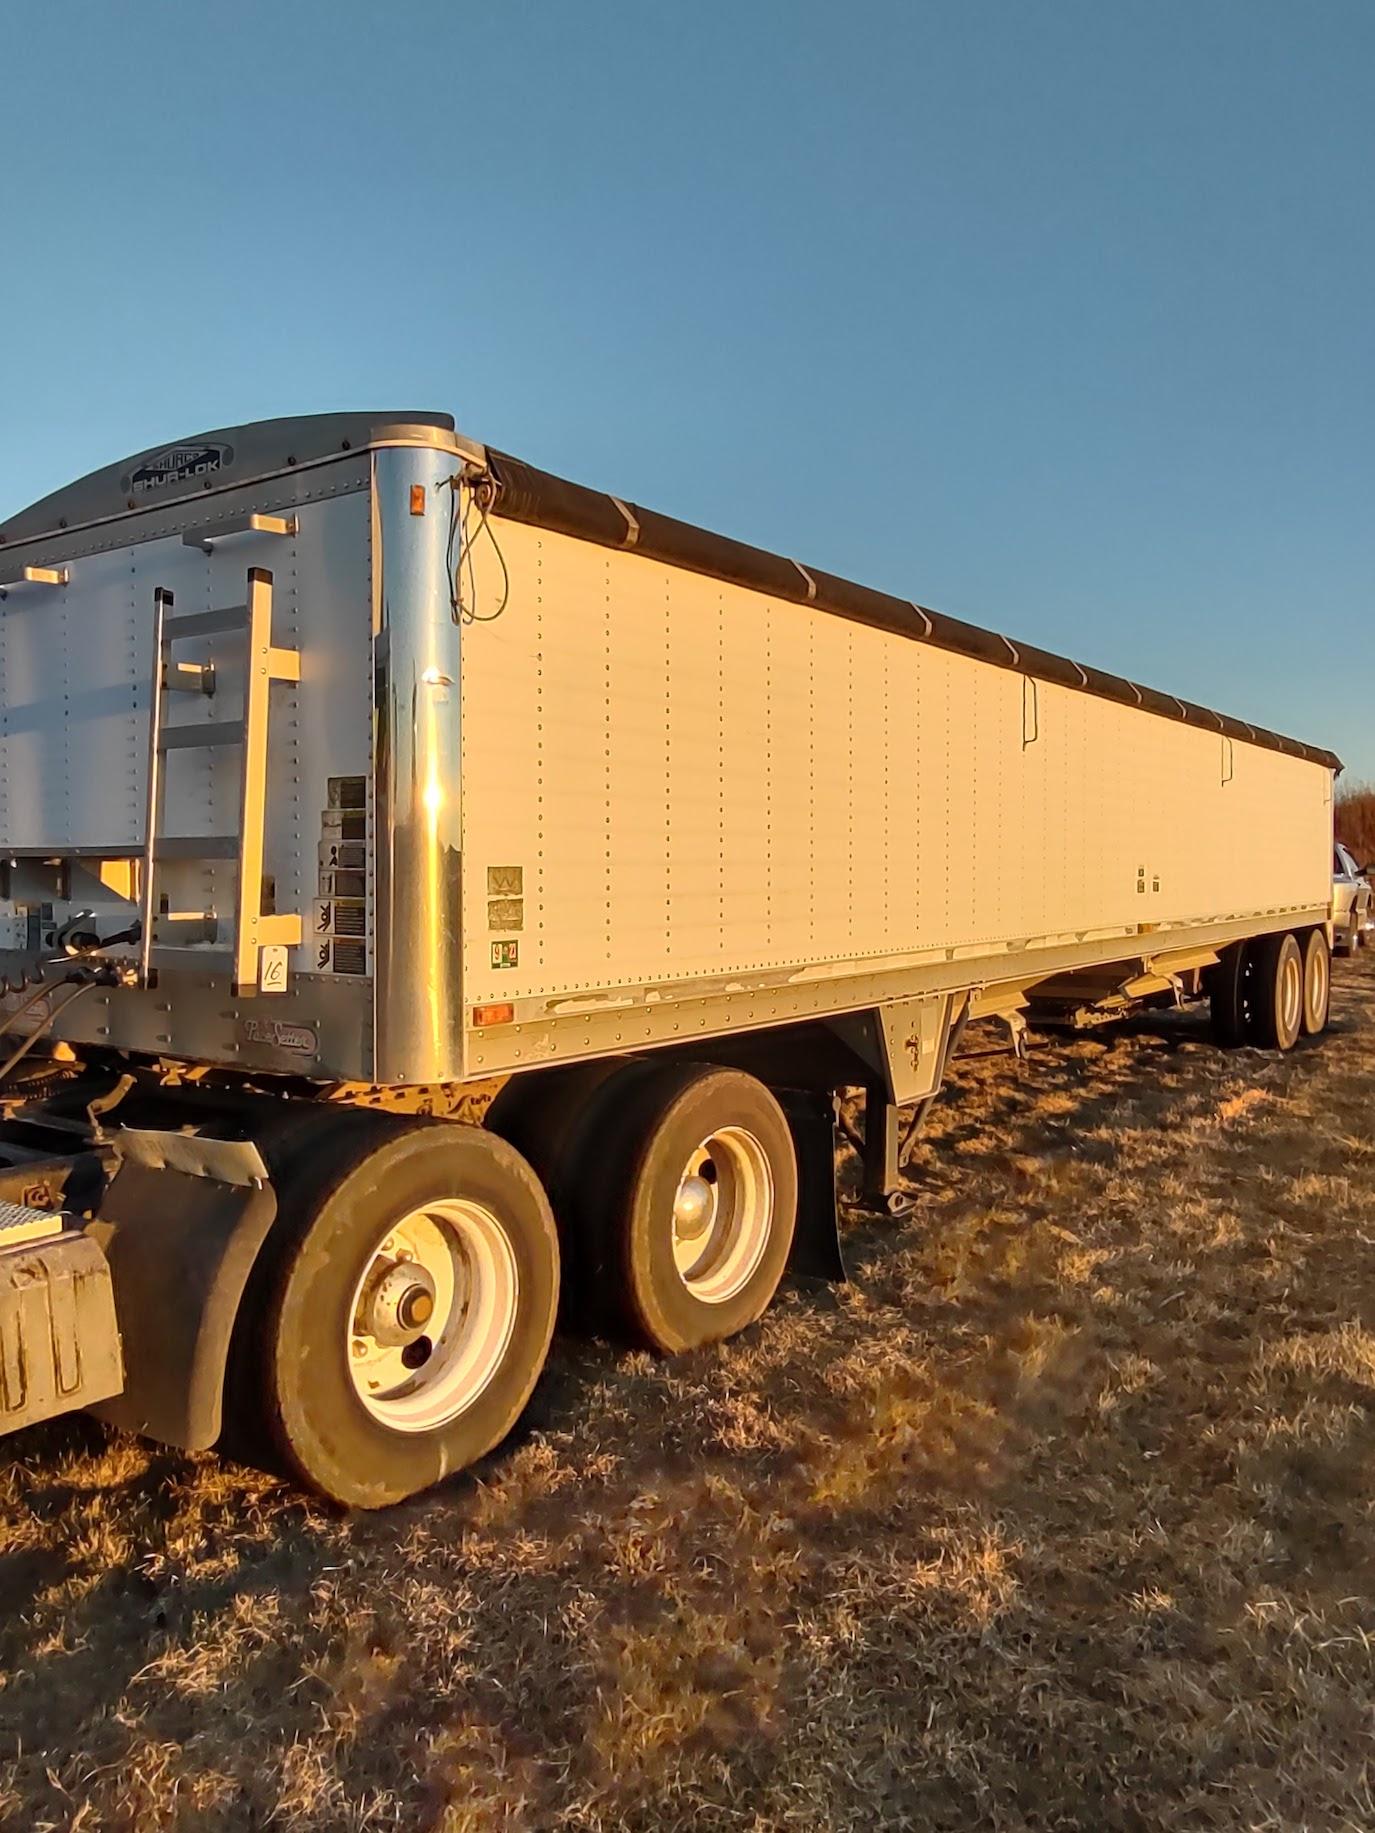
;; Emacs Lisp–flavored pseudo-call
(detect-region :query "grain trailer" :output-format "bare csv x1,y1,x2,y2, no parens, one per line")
0,411,1338,1503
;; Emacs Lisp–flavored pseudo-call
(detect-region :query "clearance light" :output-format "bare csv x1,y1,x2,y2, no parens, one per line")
472,1003,515,1028
410,485,427,516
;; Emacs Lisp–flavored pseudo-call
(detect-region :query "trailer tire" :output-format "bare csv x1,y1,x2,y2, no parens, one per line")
1210,941,1255,1046
590,1063,797,1354
1246,931,1304,1052
1301,928,1331,1036
247,1120,559,1507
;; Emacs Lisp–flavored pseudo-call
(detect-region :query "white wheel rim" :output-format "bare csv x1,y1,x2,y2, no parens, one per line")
669,1126,774,1304
1280,946,1302,1038
346,1200,518,1433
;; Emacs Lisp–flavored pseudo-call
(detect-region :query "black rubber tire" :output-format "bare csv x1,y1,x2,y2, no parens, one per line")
1246,931,1304,1052
245,1119,559,1508
485,1058,649,1328
485,1059,636,1218
585,1062,797,1354
1210,941,1255,1046
1301,928,1331,1036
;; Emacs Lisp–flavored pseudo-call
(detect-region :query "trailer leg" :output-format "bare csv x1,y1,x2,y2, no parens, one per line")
774,1087,847,1281
862,1086,903,1203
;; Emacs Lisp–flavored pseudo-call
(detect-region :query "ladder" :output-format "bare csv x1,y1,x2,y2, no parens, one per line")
138,567,302,995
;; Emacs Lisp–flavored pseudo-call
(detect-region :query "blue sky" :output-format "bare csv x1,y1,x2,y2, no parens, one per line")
2,1,1371,775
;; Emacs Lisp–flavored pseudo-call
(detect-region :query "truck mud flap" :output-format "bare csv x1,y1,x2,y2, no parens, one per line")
85,1158,277,1452
0,1226,124,1434
775,1087,848,1282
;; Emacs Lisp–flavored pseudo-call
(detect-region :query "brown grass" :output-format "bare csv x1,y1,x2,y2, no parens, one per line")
1336,782,1375,868
3,957,1375,1829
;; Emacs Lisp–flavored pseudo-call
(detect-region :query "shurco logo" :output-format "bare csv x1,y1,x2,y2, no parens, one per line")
126,442,232,494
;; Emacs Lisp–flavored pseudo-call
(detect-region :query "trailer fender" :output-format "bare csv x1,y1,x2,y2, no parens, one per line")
85,1155,277,1452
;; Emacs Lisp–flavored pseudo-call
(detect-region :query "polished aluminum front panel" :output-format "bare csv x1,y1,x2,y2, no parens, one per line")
370,446,465,1083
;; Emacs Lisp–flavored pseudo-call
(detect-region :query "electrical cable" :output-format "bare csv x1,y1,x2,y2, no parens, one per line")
0,979,97,1086
0,975,58,1044
0,952,66,1002
442,471,509,626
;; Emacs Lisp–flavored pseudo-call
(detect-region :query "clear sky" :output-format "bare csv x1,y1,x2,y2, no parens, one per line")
2,1,1371,775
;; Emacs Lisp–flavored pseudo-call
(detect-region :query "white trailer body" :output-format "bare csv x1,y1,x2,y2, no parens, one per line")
0,411,1339,1503
456,513,1331,1075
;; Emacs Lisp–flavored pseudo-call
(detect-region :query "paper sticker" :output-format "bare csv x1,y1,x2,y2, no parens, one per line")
260,945,289,994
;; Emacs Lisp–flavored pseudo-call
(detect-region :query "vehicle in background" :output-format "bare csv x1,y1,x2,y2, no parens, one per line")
1333,843,1373,954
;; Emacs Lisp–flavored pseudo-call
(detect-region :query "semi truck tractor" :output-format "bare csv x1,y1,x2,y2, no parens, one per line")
0,410,1338,1505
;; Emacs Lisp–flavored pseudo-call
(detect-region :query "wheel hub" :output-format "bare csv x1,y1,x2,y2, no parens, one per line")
358,1257,440,1348
672,1173,715,1239
669,1130,774,1303
346,1201,519,1433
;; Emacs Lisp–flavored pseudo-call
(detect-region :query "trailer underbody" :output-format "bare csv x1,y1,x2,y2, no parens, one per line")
0,919,1332,1501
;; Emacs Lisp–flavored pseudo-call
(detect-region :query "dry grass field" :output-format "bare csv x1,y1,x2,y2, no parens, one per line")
2,953,1374,1831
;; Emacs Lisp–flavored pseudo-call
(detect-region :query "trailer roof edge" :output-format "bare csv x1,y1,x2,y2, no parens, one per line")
0,411,1342,775
484,447,1343,775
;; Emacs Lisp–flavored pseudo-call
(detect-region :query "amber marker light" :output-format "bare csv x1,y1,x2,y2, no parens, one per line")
472,1003,515,1028
409,484,426,516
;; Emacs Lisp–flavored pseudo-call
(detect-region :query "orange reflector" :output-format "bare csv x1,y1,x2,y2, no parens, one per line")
409,484,426,516
472,1003,515,1028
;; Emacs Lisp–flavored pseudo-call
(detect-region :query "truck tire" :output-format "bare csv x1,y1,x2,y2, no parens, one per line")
485,1059,633,1217
1210,941,1254,1046
485,1058,644,1327
1246,931,1304,1052
589,1063,797,1354
249,1120,559,1507
1301,928,1331,1036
